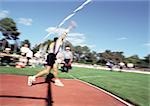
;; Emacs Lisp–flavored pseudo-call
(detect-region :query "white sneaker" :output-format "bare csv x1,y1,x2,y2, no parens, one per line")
28,76,36,86
54,79,64,87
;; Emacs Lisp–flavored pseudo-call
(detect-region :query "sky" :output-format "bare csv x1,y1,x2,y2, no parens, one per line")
0,0,149,58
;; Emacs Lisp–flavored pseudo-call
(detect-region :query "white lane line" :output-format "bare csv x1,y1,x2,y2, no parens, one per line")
65,74,133,105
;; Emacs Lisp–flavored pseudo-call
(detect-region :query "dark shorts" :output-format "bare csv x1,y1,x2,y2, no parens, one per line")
64,59,72,69
46,53,56,67
64,59,70,64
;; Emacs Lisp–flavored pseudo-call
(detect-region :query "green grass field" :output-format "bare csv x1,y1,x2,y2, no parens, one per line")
0,66,149,106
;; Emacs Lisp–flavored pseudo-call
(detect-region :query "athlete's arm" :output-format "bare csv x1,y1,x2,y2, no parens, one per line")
57,31,68,45
59,32,68,41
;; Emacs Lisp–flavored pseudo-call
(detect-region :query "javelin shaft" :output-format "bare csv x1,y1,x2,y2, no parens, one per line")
37,0,92,47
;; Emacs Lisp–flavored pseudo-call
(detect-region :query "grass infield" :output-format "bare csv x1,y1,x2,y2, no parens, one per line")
0,66,149,106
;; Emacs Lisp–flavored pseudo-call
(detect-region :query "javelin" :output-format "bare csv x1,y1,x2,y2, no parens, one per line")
39,0,92,44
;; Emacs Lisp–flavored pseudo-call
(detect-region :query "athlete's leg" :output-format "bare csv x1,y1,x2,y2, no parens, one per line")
28,65,52,86
34,65,51,78
53,63,59,79
53,63,64,87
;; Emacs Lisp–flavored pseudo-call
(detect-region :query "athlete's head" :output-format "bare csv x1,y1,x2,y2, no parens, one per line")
54,37,58,42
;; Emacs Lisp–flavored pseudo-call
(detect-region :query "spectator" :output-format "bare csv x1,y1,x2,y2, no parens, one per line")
61,46,73,72
106,61,113,71
20,43,33,66
20,44,30,56
119,62,125,71
1,48,12,66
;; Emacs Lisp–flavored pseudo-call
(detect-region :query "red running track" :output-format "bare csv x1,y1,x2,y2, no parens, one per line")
0,74,129,106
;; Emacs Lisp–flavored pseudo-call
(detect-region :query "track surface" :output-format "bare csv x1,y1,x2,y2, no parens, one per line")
0,74,127,106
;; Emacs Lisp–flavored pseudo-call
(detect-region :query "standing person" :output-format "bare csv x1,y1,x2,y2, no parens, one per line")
20,44,30,56
20,43,32,66
27,31,68,87
106,60,114,71
119,62,125,72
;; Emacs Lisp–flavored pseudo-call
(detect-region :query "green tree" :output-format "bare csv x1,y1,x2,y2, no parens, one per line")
143,54,150,63
136,54,150,68
74,46,91,63
0,18,20,40
99,50,125,64
125,55,141,67
0,18,20,52
85,51,97,64
74,46,83,61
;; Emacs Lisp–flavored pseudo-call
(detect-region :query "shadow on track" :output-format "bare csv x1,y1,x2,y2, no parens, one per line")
0,73,55,106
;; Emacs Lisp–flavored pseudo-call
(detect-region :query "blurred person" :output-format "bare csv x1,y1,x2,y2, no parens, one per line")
127,63,134,69
106,60,114,71
61,46,73,72
15,56,28,68
28,31,69,87
19,44,33,66
1,48,12,66
20,44,30,56
119,62,125,71
26,49,33,66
